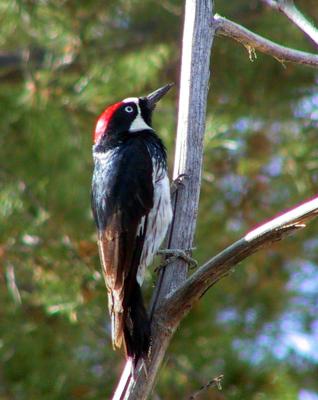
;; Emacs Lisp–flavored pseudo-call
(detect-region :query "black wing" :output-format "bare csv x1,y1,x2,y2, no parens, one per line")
91,137,154,348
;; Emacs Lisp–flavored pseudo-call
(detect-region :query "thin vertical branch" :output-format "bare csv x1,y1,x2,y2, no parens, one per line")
153,0,215,304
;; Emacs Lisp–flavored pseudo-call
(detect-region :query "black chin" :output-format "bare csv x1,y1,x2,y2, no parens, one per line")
138,98,153,127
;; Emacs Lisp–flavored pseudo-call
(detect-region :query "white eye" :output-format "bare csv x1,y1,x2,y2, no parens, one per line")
124,105,134,113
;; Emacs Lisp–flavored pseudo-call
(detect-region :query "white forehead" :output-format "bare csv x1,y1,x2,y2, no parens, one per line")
123,97,139,105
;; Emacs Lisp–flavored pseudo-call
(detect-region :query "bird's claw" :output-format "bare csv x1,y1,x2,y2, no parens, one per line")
155,247,198,273
171,173,190,195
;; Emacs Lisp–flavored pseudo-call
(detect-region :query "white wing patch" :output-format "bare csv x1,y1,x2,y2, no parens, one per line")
136,166,172,286
137,215,146,236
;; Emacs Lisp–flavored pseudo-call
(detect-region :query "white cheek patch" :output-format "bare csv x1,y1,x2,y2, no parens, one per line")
123,97,153,132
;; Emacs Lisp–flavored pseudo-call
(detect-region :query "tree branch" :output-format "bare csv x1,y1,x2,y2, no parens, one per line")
261,0,318,47
111,4,318,399
156,196,318,326
213,14,318,67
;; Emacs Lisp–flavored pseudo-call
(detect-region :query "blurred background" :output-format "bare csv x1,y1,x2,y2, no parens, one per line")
1,1,318,399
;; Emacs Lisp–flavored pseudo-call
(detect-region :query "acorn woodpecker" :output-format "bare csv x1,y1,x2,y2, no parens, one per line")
91,84,173,365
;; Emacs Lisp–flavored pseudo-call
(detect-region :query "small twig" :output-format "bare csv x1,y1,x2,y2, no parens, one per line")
188,374,224,399
213,14,318,67
261,0,318,47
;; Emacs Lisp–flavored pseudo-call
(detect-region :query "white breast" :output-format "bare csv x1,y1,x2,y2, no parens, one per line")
136,166,172,286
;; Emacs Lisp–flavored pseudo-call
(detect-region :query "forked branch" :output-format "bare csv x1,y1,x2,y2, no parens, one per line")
214,14,318,67
119,195,318,399
111,2,318,398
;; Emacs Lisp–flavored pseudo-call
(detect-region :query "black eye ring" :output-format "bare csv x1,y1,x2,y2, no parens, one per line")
124,106,134,113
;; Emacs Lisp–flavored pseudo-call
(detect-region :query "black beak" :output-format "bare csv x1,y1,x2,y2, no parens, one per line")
145,83,174,110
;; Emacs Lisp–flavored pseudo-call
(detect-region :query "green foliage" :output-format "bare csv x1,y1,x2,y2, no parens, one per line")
1,0,318,399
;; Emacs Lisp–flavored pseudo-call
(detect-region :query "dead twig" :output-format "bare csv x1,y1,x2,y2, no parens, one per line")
189,374,224,399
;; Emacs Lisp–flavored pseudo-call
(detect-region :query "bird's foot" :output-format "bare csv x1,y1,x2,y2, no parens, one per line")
155,248,198,273
170,173,190,195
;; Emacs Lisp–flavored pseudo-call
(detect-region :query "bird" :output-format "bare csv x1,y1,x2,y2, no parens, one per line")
91,84,173,366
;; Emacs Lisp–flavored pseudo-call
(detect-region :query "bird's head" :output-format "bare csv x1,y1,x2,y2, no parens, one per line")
93,83,174,144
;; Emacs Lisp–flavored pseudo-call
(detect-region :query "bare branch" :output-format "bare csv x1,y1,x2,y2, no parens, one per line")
157,196,318,326
214,14,318,67
115,196,318,399
262,0,318,47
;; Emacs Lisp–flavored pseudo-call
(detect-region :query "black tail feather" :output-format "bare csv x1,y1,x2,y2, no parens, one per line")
123,282,151,366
